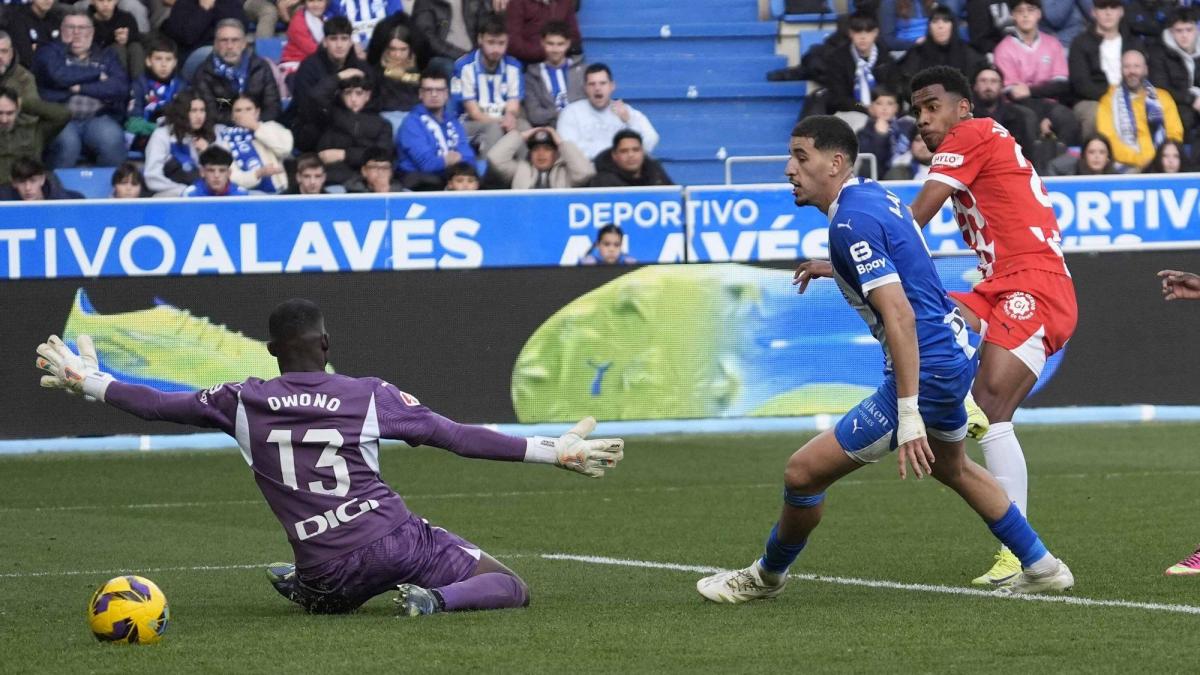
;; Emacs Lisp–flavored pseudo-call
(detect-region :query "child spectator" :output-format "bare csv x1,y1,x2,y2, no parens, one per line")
883,130,934,180
287,152,331,193
523,21,584,128
126,37,183,152
0,156,84,200
899,5,986,98
315,75,392,185
110,160,148,197
580,225,635,266
182,144,248,196
345,146,403,192
280,0,332,76
855,88,915,178
444,161,480,190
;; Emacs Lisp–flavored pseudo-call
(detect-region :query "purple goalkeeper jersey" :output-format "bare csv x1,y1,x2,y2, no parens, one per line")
104,371,526,568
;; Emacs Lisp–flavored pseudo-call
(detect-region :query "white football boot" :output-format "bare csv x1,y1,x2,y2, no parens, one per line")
696,561,787,604
996,559,1075,595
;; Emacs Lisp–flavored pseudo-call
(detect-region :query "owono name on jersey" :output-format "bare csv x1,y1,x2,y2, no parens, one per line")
294,497,381,541
268,393,342,411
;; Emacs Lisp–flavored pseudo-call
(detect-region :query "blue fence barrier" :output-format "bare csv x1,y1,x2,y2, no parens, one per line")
4,174,1200,280
0,187,685,279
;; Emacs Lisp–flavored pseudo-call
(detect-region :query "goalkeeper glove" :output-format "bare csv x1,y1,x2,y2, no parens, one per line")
525,417,625,478
36,335,113,401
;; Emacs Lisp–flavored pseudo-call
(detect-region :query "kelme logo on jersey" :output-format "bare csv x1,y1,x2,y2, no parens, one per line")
1002,292,1037,321
294,497,381,541
932,152,964,167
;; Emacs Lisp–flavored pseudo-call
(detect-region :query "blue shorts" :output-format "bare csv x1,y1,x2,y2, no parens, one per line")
834,362,975,464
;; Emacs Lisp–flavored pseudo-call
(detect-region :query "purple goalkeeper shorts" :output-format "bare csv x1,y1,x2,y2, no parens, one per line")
293,513,482,614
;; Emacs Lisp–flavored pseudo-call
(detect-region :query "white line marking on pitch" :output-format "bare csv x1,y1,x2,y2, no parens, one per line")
0,563,270,579
541,553,1200,616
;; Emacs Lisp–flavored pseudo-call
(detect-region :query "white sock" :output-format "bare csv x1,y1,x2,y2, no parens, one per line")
1026,551,1058,576
980,421,1028,515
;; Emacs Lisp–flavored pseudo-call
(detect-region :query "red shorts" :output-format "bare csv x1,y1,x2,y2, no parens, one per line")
950,269,1077,377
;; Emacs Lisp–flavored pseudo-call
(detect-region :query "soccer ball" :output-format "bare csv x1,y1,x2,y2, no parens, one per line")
87,575,170,644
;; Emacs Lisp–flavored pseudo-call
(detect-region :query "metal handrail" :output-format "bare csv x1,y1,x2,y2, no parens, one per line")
723,152,879,184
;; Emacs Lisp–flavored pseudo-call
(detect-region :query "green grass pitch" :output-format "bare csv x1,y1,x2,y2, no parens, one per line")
2,423,1198,672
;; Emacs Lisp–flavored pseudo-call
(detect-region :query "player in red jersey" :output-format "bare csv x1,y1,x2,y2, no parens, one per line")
795,65,1077,586
908,65,1078,585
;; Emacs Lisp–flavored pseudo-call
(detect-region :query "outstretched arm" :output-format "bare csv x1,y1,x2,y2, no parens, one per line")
36,335,236,431
376,383,624,477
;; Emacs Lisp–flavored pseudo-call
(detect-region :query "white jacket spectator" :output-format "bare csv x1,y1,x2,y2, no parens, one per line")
217,95,293,193
143,92,221,196
486,127,593,189
555,63,658,159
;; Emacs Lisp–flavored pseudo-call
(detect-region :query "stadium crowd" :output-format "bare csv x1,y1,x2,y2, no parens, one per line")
773,0,1199,178
0,0,1195,202
0,0,671,199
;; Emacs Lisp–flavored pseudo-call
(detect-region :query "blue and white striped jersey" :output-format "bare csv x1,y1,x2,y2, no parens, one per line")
452,50,524,118
826,178,976,373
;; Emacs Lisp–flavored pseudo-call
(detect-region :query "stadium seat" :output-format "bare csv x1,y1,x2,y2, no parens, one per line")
55,167,116,199
254,36,286,64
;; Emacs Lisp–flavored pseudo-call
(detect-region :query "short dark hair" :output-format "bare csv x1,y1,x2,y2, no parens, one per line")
541,20,572,40
362,147,394,165
1167,6,1199,26
585,63,613,81
479,16,507,37
10,157,46,182
870,86,897,102
269,299,324,344
791,115,859,165
596,224,624,242
1007,0,1040,11
199,145,233,167
146,35,178,57
324,16,353,37
111,161,146,189
972,63,1004,84
296,153,324,173
612,129,643,149
846,10,879,33
1092,0,1122,8
446,161,478,179
419,66,448,86
338,74,370,91
0,86,18,106
909,65,972,101
929,3,957,22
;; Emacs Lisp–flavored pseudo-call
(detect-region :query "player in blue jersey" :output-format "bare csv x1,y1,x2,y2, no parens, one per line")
696,116,1074,603
36,299,624,616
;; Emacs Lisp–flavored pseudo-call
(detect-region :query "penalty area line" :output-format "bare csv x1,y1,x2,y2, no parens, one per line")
540,553,1200,617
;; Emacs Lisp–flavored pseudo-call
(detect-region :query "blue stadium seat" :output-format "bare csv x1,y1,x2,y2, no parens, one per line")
255,36,285,64
55,167,116,199
770,0,838,23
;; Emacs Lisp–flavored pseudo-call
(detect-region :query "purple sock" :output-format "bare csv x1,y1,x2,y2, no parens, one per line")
435,573,528,611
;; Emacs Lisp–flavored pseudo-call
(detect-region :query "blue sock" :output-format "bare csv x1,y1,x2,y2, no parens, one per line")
988,503,1049,568
760,522,807,574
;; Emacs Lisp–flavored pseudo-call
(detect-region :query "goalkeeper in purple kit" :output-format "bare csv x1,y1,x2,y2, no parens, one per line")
35,299,625,616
